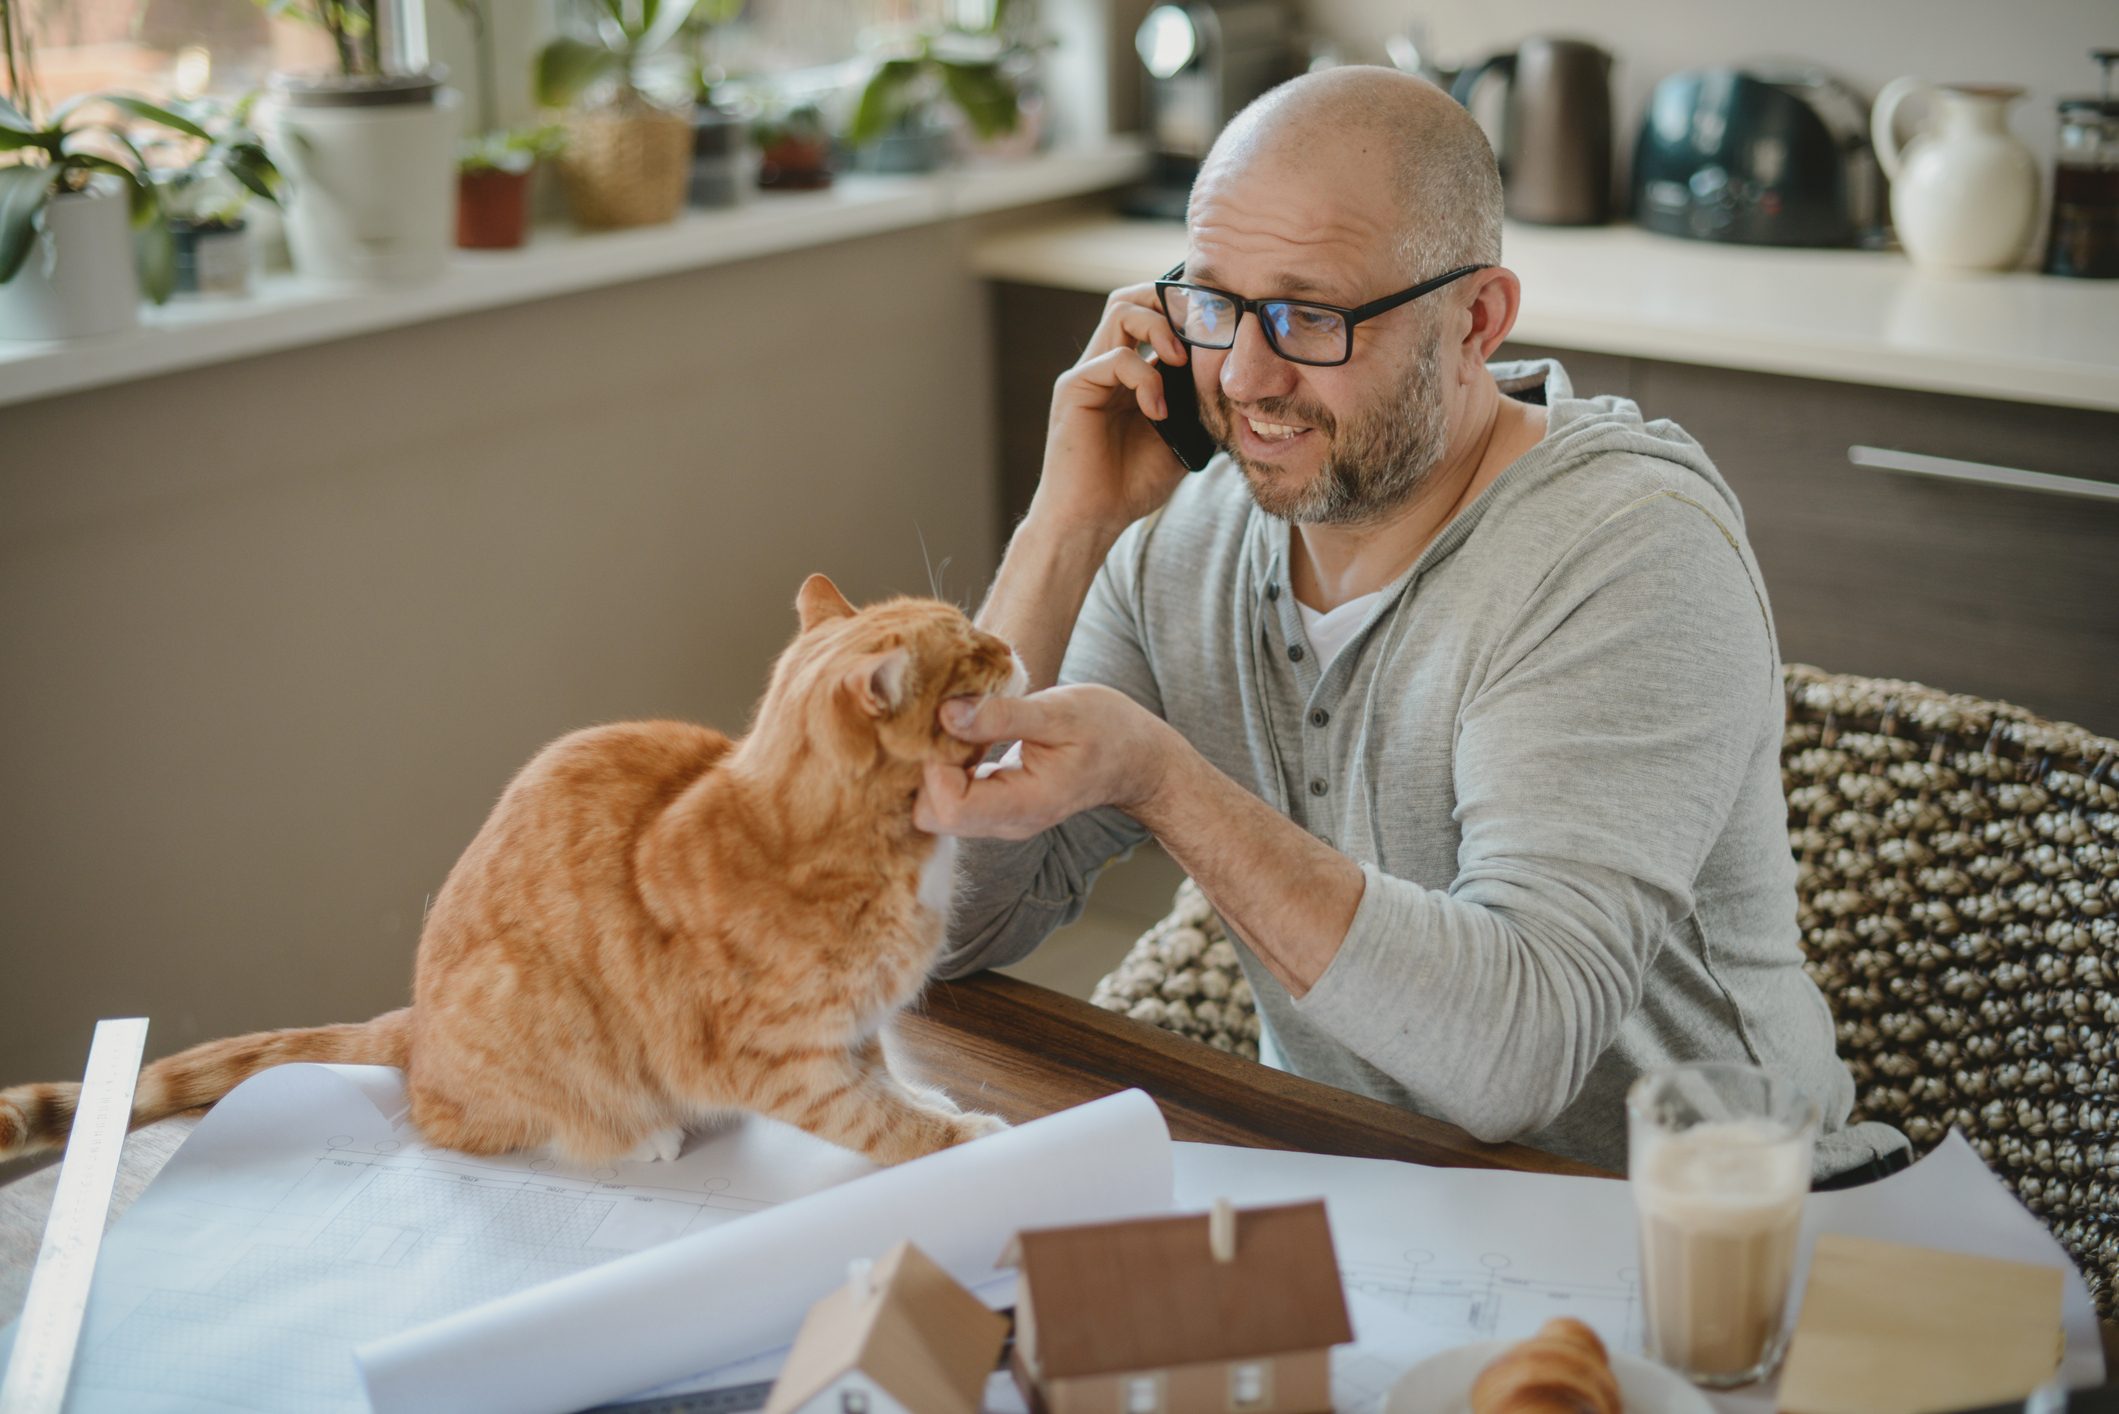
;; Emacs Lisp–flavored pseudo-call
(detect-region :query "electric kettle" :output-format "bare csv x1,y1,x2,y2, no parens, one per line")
1451,37,1614,225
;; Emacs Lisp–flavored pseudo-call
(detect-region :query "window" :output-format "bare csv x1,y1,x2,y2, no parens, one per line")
1229,1361,1271,1410
12,0,332,112
1124,1373,1163,1414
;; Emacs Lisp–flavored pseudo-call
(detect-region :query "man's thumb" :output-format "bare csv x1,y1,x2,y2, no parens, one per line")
940,694,1029,743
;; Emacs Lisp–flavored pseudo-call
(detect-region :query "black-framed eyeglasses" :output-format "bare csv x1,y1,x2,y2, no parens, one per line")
1154,261,1490,367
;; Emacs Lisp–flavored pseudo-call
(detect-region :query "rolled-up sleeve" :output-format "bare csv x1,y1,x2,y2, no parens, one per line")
934,518,1166,979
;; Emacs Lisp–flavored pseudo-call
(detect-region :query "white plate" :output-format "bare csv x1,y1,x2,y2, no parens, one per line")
1383,1339,1716,1414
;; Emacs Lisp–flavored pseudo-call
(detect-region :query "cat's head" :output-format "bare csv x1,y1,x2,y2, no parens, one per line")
780,573,1026,769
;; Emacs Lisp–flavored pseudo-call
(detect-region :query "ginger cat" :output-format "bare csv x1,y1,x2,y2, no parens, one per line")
0,574,1024,1168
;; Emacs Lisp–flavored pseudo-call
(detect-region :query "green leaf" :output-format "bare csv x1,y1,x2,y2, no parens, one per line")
134,190,174,304
101,94,214,142
535,37,621,108
0,122,59,154
848,57,921,146
221,141,282,205
0,161,57,284
937,58,1018,139
637,0,701,59
0,95,26,127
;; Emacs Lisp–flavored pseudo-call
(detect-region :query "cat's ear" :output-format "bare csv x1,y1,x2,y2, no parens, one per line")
846,649,912,717
797,574,856,632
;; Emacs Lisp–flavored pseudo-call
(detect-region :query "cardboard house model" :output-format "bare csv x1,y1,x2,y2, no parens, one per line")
1002,1199,1353,1414
763,1240,1008,1414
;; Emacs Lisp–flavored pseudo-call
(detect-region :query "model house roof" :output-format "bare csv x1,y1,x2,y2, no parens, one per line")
1002,1200,1352,1379
764,1241,1008,1414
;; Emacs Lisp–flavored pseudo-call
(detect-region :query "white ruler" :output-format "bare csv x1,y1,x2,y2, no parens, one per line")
0,1018,148,1414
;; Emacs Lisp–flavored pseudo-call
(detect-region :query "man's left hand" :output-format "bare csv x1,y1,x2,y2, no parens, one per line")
915,686,1173,841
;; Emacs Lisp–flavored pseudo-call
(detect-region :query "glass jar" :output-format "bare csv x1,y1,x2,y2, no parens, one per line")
2044,50,2119,278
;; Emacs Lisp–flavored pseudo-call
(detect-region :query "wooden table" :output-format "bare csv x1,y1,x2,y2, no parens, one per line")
0,973,1605,1327
9,973,2119,1387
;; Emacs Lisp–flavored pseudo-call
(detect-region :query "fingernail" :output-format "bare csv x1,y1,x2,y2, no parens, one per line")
942,700,973,729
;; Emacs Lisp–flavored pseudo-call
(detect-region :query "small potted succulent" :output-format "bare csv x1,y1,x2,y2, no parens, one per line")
453,0,563,249
252,0,463,285
0,10,183,339
457,124,566,249
152,94,283,296
537,0,701,230
753,101,831,191
845,0,1032,173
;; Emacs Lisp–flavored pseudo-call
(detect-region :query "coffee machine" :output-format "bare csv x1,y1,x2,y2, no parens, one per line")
1123,0,1297,220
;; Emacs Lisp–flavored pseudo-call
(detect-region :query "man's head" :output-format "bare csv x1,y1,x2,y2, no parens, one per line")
1179,67,1513,525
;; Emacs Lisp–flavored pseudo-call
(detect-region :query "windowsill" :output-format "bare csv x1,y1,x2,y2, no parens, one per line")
0,140,1147,410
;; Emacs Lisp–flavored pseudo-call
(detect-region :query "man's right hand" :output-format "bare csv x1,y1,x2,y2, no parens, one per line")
1032,281,1203,537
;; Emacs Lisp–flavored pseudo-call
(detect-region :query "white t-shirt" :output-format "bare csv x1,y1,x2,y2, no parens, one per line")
1295,589,1384,672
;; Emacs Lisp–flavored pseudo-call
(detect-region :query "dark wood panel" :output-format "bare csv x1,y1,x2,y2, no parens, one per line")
1498,342,1633,401
992,282,1109,541
1631,360,2119,732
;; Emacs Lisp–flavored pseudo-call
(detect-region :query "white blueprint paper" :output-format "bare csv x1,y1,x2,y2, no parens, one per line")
358,1088,1172,1414
0,1065,1171,1414
1172,1129,2101,1412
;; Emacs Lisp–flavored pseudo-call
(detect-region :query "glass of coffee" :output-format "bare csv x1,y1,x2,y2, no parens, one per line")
1627,1063,1819,1388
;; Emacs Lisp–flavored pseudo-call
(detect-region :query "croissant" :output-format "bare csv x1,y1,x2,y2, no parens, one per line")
1469,1317,1623,1414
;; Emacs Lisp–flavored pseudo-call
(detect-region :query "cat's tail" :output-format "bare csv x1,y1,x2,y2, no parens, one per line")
0,1009,412,1163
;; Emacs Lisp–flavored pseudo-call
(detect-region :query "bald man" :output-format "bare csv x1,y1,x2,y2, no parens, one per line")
917,69,1906,1178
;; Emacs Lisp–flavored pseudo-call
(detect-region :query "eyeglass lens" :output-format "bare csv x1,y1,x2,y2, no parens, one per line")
1164,286,1348,365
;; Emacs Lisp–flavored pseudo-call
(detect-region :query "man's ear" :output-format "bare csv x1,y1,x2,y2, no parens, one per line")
797,574,857,632
1463,267,1522,364
845,649,912,717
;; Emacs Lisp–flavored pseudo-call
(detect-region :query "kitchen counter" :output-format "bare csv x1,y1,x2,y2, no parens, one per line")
972,214,2119,413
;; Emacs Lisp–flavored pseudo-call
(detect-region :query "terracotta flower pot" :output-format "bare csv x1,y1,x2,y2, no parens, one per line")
758,136,832,191
560,95,693,230
457,167,533,249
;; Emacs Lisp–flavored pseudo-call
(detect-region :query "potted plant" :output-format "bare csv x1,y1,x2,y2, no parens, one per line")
536,0,701,230
0,8,181,339
678,1,750,209
151,94,283,297
753,101,831,191
252,0,464,285
457,124,565,249
451,0,563,249
845,0,1033,174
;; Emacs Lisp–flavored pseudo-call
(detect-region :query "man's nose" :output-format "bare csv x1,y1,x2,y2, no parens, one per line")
1217,313,1297,406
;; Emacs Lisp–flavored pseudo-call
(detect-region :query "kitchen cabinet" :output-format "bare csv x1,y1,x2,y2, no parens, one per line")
990,284,2119,731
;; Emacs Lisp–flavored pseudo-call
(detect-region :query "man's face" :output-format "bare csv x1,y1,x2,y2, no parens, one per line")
1182,153,1452,526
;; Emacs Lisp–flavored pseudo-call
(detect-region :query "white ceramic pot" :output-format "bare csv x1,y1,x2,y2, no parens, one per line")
1872,78,2041,273
260,73,462,286
0,175,141,342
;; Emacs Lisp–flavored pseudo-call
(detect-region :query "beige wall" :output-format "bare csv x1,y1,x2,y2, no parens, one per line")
1305,0,2111,178
0,215,1035,1103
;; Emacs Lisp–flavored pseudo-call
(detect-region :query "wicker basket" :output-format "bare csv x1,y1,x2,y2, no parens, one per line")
559,95,693,230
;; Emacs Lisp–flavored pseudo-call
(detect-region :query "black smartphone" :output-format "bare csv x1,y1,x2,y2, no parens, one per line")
1149,352,1219,472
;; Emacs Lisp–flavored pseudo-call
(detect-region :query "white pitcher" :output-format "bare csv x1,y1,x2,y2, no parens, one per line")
1872,79,2040,272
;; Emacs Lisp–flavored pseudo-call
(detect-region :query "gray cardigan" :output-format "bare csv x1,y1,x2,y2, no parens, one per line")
938,359,1906,1178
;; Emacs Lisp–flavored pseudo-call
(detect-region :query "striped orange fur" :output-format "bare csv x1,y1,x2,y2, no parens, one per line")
0,575,1020,1167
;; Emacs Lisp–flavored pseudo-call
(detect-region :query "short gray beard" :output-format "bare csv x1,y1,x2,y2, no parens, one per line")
1209,326,1450,527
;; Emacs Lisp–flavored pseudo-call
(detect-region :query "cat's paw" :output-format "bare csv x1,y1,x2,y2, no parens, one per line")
908,1084,963,1115
621,1126,686,1163
948,1111,1010,1145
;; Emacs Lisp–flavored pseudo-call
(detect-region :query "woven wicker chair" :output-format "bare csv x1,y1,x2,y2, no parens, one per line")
1091,664,2119,1313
